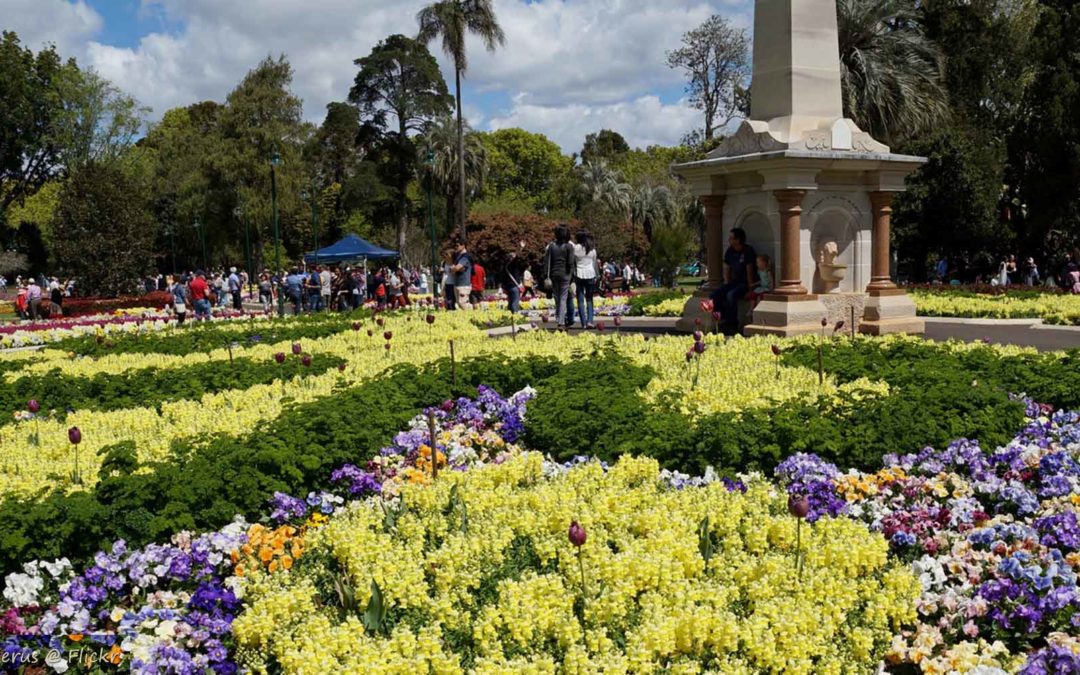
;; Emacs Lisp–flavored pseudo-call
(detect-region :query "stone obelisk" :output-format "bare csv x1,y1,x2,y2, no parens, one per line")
672,0,924,337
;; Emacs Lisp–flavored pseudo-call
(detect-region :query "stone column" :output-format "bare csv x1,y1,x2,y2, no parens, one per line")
772,189,808,295
700,195,725,289
867,191,896,291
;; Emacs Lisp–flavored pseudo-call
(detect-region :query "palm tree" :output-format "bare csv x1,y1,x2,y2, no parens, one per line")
836,0,949,146
417,116,488,233
417,0,505,241
576,161,631,216
630,184,675,244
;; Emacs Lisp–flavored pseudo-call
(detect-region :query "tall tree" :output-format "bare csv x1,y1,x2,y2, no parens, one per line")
51,161,154,295
580,129,630,165
480,128,570,204
417,115,487,237
1012,0,1080,253
666,15,750,141
417,0,506,240
576,161,631,217
349,34,452,254
52,67,148,169
0,31,76,215
836,0,950,145
630,184,674,243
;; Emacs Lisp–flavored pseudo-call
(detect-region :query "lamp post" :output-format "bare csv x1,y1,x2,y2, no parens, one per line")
270,148,284,317
301,186,320,269
194,218,207,270
425,150,438,303
234,204,252,297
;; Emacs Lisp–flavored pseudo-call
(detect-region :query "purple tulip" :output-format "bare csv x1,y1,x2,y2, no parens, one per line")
596,322,605,332
441,400,454,412
68,426,81,445
291,342,302,355
541,313,550,324
568,521,587,547
693,330,703,342
788,493,809,519
685,349,694,362
693,340,707,354
367,329,374,337
426,314,435,325
274,352,286,364
383,331,393,341
711,311,722,322
613,316,622,327
27,400,40,414
301,355,312,367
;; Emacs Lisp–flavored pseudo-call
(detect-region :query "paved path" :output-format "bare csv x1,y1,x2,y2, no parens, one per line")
922,317,1080,352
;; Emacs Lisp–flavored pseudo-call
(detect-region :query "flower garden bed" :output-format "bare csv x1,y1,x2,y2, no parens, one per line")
0,309,1077,673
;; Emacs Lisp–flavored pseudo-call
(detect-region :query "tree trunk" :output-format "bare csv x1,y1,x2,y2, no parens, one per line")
398,117,409,262
456,65,467,243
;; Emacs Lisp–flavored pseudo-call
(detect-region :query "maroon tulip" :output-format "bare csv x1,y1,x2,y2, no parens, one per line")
787,493,809,519
352,322,361,331
291,342,302,355
685,349,694,362
301,355,312,367
834,320,845,332
613,316,622,327
274,352,286,364
383,331,392,341
693,330,703,342
693,340,707,354
384,343,391,351
711,311,722,322
596,322,605,332
337,362,346,372
426,314,435,325
367,329,374,337
541,313,550,324
820,316,828,328
694,318,702,327
376,318,385,327
68,426,81,445
27,400,40,414
771,345,782,357
441,400,454,412
568,521,587,547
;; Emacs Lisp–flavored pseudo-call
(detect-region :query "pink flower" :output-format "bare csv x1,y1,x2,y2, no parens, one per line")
27,400,40,414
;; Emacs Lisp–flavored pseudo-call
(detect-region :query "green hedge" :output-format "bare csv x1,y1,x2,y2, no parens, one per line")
0,354,560,573
52,311,370,357
626,290,684,316
0,353,344,424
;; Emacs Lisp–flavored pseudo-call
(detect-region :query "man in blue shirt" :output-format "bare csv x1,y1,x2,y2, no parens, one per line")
227,267,242,311
285,269,303,315
710,227,756,334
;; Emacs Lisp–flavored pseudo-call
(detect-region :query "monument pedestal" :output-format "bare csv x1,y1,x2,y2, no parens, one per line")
674,287,714,332
859,289,924,335
745,293,829,336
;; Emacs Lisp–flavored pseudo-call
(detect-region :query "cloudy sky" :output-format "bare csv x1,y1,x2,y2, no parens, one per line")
3,0,752,153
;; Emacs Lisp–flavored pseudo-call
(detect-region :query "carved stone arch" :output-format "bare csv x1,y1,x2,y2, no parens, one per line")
804,196,863,293
732,207,777,271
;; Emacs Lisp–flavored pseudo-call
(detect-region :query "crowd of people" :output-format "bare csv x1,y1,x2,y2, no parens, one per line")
1,275,73,320
935,250,1080,293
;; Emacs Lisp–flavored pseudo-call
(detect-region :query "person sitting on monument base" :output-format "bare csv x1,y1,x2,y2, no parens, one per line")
710,227,757,334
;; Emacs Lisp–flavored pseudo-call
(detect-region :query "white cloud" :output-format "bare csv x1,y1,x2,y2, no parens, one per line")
489,95,701,154
2,0,102,55
3,0,750,150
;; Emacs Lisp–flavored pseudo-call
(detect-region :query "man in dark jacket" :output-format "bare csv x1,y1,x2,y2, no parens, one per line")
544,224,575,326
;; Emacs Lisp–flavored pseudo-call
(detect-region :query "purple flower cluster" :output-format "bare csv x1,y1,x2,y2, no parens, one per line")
774,453,847,523
1020,642,1080,674
268,490,345,524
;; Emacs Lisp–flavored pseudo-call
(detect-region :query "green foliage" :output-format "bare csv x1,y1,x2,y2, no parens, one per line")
0,353,345,424
0,31,78,214
645,224,692,286
580,130,629,165
626,290,684,316
0,354,559,573
51,161,155,295
479,128,571,206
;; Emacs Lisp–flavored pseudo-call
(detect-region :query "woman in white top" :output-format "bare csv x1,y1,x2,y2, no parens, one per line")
572,230,599,328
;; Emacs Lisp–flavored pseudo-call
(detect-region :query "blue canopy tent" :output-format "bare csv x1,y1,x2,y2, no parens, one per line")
303,234,398,265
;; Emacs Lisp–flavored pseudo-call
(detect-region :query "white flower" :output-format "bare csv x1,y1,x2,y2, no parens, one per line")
154,620,178,639
911,555,947,591
41,558,71,578
2,571,44,607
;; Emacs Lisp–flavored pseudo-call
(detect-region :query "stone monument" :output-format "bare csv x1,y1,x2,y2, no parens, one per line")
673,0,925,336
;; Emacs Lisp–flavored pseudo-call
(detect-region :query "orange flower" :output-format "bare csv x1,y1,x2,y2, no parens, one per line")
68,633,84,642
104,645,124,665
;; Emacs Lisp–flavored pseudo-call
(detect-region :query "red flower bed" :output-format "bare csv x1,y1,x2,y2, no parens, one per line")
62,292,172,317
